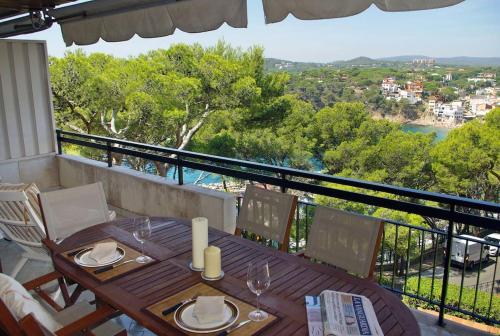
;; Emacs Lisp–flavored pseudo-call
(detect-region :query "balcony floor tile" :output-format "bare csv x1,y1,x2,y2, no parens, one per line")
412,309,495,336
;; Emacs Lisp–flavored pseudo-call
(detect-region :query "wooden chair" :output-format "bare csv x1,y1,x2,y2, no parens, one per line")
0,185,51,278
18,310,127,336
0,269,126,336
304,206,384,279
38,182,115,243
235,185,298,252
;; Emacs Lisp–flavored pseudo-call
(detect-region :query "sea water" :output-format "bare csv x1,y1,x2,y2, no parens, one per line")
146,124,452,184
401,124,450,142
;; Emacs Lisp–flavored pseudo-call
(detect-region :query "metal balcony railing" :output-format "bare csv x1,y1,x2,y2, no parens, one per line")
56,129,500,326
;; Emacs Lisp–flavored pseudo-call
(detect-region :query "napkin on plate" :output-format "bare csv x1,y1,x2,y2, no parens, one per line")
193,296,225,324
89,242,118,264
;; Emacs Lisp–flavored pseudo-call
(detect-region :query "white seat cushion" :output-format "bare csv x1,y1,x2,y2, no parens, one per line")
0,273,61,332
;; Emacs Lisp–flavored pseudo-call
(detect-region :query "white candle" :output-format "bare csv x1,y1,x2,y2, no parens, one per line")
204,245,221,278
192,217,208,269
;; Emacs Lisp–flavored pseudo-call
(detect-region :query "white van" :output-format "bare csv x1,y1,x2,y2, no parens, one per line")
451,235,489,268
484,233,500,257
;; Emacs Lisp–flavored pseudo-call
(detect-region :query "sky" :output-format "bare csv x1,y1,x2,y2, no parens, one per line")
10,0,500,62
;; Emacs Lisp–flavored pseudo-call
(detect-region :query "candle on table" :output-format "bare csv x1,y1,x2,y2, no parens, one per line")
204,245,221,278
192,217,208,270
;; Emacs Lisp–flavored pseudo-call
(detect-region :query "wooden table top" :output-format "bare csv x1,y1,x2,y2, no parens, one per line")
53,217,420,336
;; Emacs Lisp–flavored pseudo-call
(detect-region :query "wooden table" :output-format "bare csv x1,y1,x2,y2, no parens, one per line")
53,217,420,336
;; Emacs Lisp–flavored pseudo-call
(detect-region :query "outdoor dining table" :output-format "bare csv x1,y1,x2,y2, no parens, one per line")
52,217,420,336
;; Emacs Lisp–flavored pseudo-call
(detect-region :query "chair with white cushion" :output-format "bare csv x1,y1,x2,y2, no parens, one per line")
236,184,298,252
39,182,116,243
0,271,126,336
0,184,50,278
305,206,384,279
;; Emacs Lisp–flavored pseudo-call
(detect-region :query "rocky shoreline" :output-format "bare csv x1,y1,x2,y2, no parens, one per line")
373,113,462,129
200,180,314,202
402,117,462,129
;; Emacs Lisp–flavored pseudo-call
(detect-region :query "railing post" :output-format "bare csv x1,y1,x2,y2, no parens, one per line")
237,196,242,215
439,203,455,326
56,129,62,154
295,203,300,252
177,155,184,185
280,173,287,193
106,141,112,168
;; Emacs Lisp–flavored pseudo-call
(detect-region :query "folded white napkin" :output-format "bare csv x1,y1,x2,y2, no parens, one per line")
89,242,117,264
193,296,225,324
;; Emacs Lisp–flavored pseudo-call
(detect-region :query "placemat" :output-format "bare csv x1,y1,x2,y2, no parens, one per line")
146,282,277,335
61,238,155,282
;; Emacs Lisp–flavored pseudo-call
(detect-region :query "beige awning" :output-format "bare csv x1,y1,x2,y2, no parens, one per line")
262,0,465,23
49,0,248,46
0,0,466,43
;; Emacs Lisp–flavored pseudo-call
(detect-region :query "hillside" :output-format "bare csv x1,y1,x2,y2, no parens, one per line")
329,57,399,67
265,55,500,72
265,56,398,71
265,58,324,72
380,55,500,66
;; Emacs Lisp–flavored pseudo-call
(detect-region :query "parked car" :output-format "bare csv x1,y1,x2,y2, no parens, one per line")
484,233,500,257
450,235,489,268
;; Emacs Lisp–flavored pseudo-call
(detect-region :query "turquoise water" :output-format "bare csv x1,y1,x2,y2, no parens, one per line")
170,157,324,184
142,124,452,184
401,124,450,142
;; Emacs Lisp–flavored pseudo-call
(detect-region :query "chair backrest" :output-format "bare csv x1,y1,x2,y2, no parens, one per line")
305,206,383,279
19,313,52,336
39,182,111,242
0,187,48,259
0,273,61,336
0,299,23,336
236,185,298,252
0,183,42,220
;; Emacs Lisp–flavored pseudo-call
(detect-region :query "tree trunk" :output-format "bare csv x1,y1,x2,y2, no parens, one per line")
423,217,438,230
221,176,228,192
154,162,169,177
398,256,406,276
112,153,123,166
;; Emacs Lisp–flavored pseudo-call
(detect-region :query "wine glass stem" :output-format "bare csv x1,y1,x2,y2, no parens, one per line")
141,241,145,257
256,293,261,315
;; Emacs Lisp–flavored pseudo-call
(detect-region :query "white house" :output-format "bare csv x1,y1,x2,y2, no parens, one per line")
475,87,497,97
433,101,464,122
428,98,437,112
381,77,399,94
469,95,495,116
467,73,497,84
398,90,421,105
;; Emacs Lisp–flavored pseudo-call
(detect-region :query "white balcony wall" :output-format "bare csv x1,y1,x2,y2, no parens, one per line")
58,155,237,234
0,39,57,187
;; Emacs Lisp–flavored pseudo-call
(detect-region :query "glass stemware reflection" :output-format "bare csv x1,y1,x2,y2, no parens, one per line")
133,217,152,264
246,261,271,321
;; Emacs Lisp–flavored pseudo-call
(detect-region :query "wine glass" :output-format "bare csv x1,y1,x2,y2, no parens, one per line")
247,261,271,321
133,217,152,264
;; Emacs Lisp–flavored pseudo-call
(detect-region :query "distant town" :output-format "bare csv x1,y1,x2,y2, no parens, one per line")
267,56,500,127
381,71,498,125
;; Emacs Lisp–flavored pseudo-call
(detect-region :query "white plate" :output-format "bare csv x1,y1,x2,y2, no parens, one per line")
174,299,239,333
74,247,125,268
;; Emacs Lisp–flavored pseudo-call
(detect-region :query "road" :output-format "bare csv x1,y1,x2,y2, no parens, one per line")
419,257,500,293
